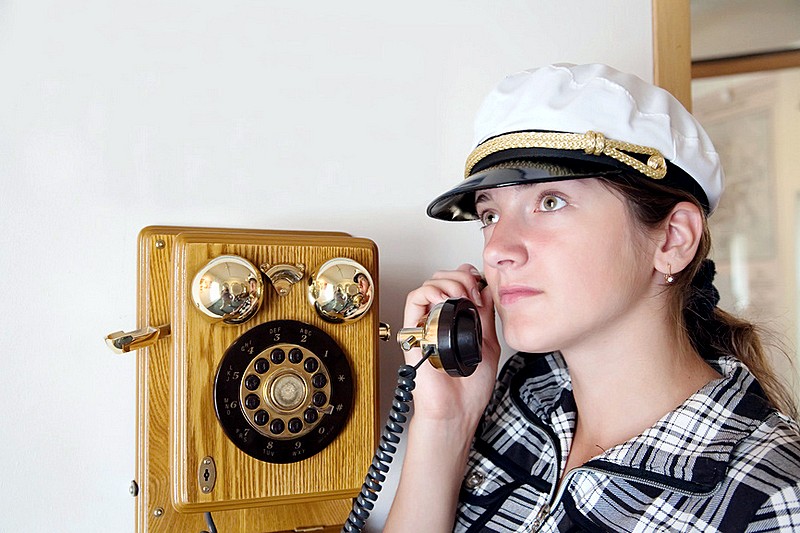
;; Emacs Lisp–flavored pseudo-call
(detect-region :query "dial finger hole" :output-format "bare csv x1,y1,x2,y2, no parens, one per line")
288,348,303,364
287,418,303,434
270,348,285,364
304,357,319,373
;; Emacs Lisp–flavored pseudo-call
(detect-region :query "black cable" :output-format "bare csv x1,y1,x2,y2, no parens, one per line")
200,511,218,533
342,355,428,532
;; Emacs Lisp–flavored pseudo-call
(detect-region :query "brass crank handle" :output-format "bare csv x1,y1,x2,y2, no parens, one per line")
105,324,171,354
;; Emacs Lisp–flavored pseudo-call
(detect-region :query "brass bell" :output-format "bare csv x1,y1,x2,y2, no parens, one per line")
307,258,374,323
191,255,264,324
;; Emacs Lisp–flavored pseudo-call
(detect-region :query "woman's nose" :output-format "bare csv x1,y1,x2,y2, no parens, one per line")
482,218,528,268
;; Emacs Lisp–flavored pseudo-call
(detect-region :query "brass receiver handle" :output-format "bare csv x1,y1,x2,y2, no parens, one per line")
105,324,171,354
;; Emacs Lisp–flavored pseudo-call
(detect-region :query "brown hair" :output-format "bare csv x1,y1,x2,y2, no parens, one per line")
600,174,797,419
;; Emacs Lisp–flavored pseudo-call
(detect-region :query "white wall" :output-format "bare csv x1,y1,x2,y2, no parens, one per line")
0,2,653,531
691,0,800,60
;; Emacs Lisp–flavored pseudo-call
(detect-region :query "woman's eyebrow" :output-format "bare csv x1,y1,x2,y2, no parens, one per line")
475,182,542,208
474,191,492,208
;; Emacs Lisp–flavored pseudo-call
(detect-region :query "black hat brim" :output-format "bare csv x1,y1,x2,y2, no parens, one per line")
427,153,622,221
426,146,710,221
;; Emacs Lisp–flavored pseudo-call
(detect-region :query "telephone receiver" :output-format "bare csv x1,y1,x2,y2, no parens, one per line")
396,297,483,377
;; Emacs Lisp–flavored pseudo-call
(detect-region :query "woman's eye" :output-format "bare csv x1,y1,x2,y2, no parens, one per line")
537,194,567,212
479,211,499,228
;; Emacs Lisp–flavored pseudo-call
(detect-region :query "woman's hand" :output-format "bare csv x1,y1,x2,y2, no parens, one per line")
402,263,501,434
384,264,501,533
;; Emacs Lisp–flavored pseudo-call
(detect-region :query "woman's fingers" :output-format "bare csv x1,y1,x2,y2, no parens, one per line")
475,285,501,364
429,264,485,305
405,268,478,324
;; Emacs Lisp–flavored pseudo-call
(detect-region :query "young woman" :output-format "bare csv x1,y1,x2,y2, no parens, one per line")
383,64,800,532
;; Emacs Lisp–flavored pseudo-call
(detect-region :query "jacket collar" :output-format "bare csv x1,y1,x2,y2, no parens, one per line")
511,352,775,492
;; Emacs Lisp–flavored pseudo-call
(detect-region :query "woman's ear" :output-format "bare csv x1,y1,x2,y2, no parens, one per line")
653,201,704,276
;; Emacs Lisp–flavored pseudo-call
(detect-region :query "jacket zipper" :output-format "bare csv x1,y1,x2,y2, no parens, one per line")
528,465,718,532
521,417,560,532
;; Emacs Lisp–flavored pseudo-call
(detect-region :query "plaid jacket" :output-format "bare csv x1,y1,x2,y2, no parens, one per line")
455,352,800,532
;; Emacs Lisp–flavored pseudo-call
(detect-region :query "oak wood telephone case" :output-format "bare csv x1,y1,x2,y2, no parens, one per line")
111,226,382,533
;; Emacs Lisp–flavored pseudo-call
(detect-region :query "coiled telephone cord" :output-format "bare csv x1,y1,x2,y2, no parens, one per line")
200,511,217,533
342,354,429,533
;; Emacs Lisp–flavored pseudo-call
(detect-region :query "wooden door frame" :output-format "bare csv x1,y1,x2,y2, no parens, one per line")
653,0,800,105
652,0,692,109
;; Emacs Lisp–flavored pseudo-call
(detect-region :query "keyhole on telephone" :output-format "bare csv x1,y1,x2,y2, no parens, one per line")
198,456,216,493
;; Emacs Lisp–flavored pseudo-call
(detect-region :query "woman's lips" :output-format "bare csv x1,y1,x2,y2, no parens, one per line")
498,286,542,306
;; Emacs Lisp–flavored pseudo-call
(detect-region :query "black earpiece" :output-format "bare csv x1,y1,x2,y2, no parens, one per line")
397,297,483,377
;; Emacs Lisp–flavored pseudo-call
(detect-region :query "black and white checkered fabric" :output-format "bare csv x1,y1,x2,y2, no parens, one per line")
455,352,800,532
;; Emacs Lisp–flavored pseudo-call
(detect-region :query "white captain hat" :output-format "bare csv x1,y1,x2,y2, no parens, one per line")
427,63,724,220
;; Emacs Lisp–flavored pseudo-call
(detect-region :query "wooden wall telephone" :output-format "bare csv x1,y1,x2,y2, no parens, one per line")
107,226,388,533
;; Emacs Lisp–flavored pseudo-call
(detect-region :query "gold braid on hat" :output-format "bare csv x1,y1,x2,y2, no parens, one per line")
464,131,667,180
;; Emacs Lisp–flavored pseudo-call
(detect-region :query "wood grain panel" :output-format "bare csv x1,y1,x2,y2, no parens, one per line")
692,49,800,79
652,0,692,110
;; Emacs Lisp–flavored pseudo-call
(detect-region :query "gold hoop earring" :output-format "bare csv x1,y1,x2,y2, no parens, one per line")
664,264,675,284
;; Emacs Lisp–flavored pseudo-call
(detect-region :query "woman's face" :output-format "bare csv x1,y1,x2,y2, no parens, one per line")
476,178,658,354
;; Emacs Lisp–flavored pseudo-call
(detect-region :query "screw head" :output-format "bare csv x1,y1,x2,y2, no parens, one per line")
153,507,164,517
155,239,165,249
